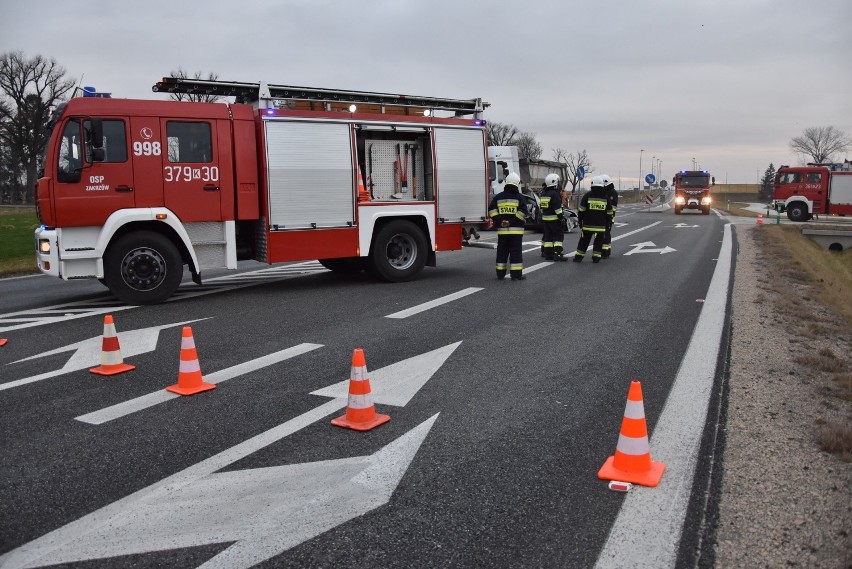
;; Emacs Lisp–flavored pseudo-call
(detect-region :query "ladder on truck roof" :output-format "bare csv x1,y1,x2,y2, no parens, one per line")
152,77,489,117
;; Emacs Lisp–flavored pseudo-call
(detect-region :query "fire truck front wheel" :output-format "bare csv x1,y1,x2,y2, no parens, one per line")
786,202,808,222
369,220,428,282
104,232,183,305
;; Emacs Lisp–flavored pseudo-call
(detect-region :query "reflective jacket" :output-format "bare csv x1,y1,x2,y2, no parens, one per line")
578,186,613,232
489,185,528,235
540,186,564,222
606,184,618,223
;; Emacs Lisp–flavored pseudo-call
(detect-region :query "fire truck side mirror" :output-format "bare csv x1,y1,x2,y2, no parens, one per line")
90,118,105,162
711,176,716,185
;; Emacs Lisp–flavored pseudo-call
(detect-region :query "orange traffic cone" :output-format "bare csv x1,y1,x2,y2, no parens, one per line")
165,326,216,396
598,381,666,487
89,315,136,376
357,166,371,202
756,213,764,225
331,348,390,431
0,338,7,347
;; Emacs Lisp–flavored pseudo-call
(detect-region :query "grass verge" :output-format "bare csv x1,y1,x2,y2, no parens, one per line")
0,207,39,277
754,225,852,462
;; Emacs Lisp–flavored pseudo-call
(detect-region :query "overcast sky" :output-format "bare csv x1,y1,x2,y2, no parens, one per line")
4,0,851,186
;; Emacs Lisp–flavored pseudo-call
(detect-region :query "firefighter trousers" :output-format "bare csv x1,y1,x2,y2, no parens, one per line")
574,230,605,262
496,233,524,278
602,222,613,258
542,220,564,259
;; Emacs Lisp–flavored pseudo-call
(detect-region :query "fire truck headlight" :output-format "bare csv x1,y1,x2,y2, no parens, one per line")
38,239,51,254
675,196,686,205
701,197,712,205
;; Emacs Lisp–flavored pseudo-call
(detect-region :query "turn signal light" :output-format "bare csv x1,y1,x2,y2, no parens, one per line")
155,213,168,220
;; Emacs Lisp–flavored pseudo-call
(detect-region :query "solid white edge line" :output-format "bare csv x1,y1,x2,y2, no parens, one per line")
385,287,483,319
595,223,732,569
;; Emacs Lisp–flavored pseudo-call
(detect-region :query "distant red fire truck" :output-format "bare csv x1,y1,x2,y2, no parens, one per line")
772,163,852,221
672,170,714,215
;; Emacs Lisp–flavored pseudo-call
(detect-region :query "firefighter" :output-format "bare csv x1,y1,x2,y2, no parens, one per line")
573,175,613,263
600,174,618,259
540,173,566,261
489,172,528,280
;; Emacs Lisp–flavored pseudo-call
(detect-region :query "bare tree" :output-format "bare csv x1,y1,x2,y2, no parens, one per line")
789,126,851,164
515,132,542,159
0,51,76,204
553,148,594,194
486,121,519,146
168,68,223,103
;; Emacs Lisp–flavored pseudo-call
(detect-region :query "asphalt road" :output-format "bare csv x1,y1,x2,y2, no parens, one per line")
0,205,731,569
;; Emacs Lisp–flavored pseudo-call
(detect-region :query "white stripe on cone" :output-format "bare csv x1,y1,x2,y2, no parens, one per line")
346,393,375,410
179,359,201,374
624,400,646,420
616,433,651,456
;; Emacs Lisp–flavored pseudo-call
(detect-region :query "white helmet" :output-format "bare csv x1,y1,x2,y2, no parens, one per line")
590,175,604,187
599,174,613,187
505,172,521,187
545,173,560,188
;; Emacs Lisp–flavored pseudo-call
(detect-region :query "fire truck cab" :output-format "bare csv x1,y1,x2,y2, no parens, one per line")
35,78,490,304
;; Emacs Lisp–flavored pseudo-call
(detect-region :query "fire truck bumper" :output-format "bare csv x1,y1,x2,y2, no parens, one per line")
34,226,60,277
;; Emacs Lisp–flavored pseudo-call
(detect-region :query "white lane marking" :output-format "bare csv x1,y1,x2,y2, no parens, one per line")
2,345,456,569
523,262,550,274
75,343,324,425
595,224,732,569
0,263,328,334
1,319,207,392
612,221,662,240
385,287,483,319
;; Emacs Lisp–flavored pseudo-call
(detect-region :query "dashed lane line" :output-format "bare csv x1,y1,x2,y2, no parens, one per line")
75,343,323,425
385,287,483,319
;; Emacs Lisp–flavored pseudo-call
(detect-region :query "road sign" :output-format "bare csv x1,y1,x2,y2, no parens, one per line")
645,194,654,205
578,166,585,181
645,173,656,185
660,179,668,188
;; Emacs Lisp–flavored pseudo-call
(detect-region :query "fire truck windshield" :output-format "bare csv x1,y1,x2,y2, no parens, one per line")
678,175,710,188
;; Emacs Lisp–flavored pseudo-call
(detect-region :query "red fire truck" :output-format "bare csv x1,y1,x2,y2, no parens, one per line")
672,170,714,215
34,78,491,304
772,163,852,222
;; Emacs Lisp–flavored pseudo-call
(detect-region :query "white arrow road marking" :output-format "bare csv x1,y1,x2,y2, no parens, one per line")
623,241,676,256
0,319,209,392
673,223,699,228
613,221,628,228
1,344,459,569
75,343,324,425
385,288,482,319
311,341,461,406
8,414,439,569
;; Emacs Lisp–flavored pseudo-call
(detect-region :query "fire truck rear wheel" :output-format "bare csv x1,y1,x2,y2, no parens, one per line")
369,220,427,282
104,232,183,305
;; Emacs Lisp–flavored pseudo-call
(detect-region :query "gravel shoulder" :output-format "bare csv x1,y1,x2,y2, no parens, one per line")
714,225,852,568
